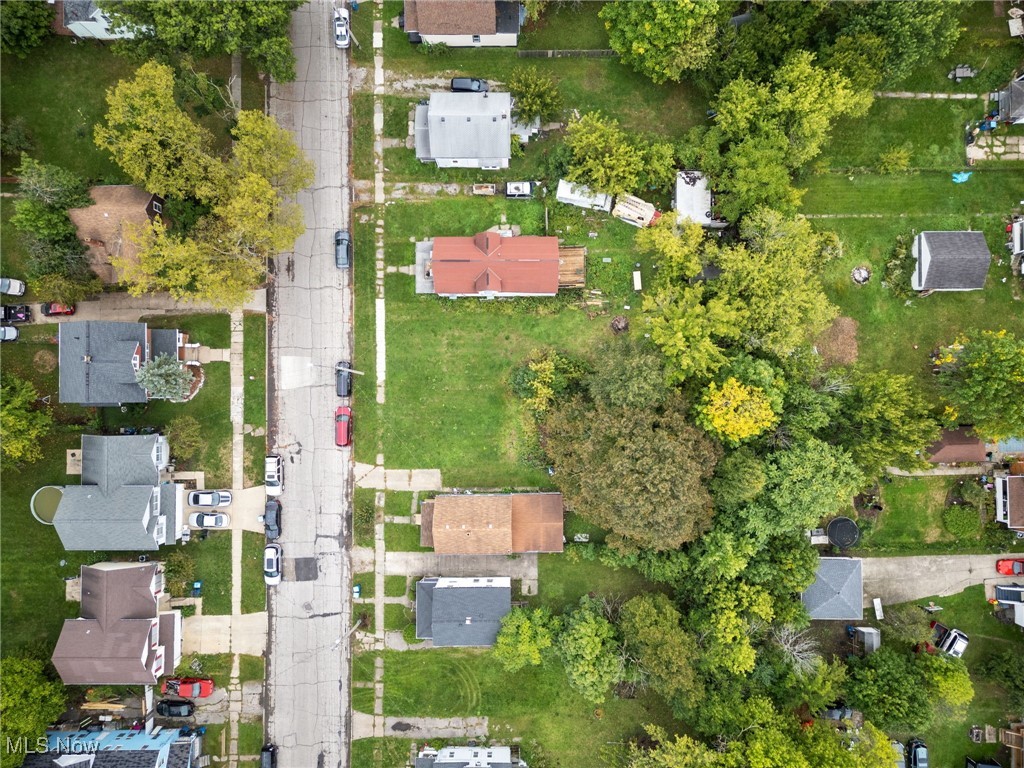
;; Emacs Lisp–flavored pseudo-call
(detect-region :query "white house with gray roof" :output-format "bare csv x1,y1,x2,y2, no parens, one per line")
53,435,184,551
416,576,511,646
416,744,526,768
415,92,513,169
911,231,991,291
59,321,187,406
802,557,863,620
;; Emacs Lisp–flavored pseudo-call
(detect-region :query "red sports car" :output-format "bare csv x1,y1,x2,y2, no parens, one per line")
997,559,1024,576
161,677,214,698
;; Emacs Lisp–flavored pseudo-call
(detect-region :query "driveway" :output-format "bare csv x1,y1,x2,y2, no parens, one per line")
27,289,266,324
862,553,1013,606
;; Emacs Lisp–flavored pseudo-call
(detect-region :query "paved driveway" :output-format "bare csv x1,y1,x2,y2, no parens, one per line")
862,553,1013,606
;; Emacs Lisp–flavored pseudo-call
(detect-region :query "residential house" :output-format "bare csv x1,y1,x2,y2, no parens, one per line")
53,434,185,551
994,584,1024,628
22,728,203,768
555,179,612,212
53,0,135,40
416,744,526,768
420,492,564,554
415,92,513,169
911,231,992,292
997,74,1024,124
926,427,987,463
996,475,1024,532
425,231,560,298
51,562,181,686
802,557,863,620
59,321,187,406
415,577,512,647
673,171,728,229
403,0,522,47
68,186,165,284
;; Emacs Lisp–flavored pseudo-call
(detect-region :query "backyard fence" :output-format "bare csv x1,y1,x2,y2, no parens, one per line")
517,49,616,58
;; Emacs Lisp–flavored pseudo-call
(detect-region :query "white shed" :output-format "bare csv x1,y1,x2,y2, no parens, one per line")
673,171,728,229
555,180,612,213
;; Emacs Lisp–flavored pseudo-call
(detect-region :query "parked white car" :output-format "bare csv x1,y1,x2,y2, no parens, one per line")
0,277,26,296
264,544,283,586
188,489,233,508
189,512,231,529
333,7,350,49
265,454,283,496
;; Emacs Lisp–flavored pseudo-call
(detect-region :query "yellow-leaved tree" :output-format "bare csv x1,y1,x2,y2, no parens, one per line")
696,377,778,445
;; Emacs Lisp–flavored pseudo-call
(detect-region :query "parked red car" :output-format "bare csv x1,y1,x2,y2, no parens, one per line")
997,558,1024,576
161,677,214,698
335,406,352,447
40,302,75,316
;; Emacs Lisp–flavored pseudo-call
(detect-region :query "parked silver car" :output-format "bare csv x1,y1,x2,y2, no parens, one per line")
188,512,231,529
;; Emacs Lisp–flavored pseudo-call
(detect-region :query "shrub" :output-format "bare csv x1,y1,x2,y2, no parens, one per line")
942,504,981,539
167,415,204,464
508,66,563,124
883,234,915,299
0,116,33,157
878,144,912,174
419,41,450,57
164,548,196,597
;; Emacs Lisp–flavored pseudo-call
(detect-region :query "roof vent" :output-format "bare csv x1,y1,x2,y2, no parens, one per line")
466,117,471,122
82,355,92,363
465,617,472,624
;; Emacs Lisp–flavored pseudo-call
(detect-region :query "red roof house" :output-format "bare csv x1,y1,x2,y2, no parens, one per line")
429,232,560,297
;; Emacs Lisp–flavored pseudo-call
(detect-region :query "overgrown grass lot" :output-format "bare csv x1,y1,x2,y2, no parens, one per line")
859,477,959,550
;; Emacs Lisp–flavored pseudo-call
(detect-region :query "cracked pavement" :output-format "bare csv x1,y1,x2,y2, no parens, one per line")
266,2,354,766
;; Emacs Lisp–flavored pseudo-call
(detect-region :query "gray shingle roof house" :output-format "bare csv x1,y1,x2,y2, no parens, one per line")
59,321,187,406
415,744,525,768
802,557,863,620
415,92,513,169
53,434,184,551
58,0,136,41
416,577,511,646
911,231,991,291
22,727,202,768
52,562,181,686
997,74,1024,124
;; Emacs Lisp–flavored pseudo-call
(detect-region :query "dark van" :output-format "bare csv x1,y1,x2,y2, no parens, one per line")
335,230,351,268
336,361,352,397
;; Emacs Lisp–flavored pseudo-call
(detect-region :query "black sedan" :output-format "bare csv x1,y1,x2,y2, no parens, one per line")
156,698,195,718
450,77,489,93
264,499,282,540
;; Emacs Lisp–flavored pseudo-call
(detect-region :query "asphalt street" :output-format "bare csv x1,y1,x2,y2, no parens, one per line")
266,2,354,766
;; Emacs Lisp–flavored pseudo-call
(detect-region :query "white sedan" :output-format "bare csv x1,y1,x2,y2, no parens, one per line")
333,7,350,49
188,489,233,508
189,512,231,529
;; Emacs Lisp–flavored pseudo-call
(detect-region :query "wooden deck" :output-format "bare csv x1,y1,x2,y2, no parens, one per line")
558,246,587,288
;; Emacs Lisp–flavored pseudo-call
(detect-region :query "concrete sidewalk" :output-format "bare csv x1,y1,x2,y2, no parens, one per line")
182,613,268,656
862,553,1017,606
354,463,442,490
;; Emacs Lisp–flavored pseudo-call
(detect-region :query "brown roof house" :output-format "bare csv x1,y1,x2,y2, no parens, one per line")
420,493,564,554
52,561,181,685
416,231,561,298
68,186,165,284
403,0,522,47
996,475,1024,532
926,427,988,463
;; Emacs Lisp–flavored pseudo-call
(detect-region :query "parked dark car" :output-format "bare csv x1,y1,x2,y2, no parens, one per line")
264,499,282,540
40,302,75,316
335,229,351,268
450,77,488,93
908,738,928,768
260,744,278,768
336,361,352,397
1,304,30,323
156,699,195,718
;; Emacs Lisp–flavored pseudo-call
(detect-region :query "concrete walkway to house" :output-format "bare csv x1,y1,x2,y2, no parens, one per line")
354,463,443,490
968,134,1024,162
874,91,981,100
886,465,990,477
862,553,1016,607
27,289,266,325
351,712,489,740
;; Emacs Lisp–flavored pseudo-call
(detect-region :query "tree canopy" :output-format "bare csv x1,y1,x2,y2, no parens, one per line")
0,376,53,464
136,355,195,401
508,67,563,124
620,594,702,705
0,658,67,768
600,0,721,84
99,0,304,82
558,597,621,703
493,607,560,673
0,0,53,59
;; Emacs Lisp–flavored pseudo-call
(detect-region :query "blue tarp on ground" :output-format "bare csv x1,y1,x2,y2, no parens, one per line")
952,172,973,183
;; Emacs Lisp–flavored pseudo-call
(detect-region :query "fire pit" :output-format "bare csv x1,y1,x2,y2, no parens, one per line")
851,266,871,285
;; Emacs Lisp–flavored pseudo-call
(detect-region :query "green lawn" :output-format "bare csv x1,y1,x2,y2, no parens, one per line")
237,720,265,756
533,553,666,613
0,38,135,179
352,212,380,465
242,531,267,614
384,575,407,598
383,522,430,552
243,312,267,427
350,738,410,768
1,197,32,282
202,723,228,759
858,477,958,551
141,313,231,349
801,169,1024,217
244,433,265,489
891,586,1023,767
384,602,413,632
353,651,378,682
190,532,234,615
238,654,265,685
352,92,374,180
353,571,375,599
382,95,412,140
381,648,678,768
814,217,1024,390
175,652,235,690
351,686,376,715
384,491,414,517
520,2,610,49
820,98,979,172
0,323,91,426
353,487,377,548
103,362,233,487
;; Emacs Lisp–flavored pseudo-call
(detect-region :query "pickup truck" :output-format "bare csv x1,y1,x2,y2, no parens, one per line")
931,621,969,658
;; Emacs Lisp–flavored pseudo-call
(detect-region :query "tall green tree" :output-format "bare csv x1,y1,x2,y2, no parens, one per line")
937,330,1024,441
636,216,705,285
0,657,67,768
846,647,933,731
543,394,721,552
600,0,720,84
507,67,562,124
836,370,939,477
0,376,53,464
136,355,195,401
29,272,103,305
493,608,561,673
620,594,703,705
99,0,304,82
94,60,218,200
564,111,645,197
586,335,670,410
0,0,54,58
15,156,91,210
558,597,621,703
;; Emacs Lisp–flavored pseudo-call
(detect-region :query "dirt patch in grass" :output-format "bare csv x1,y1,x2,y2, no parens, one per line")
33,350,57,373
816,316,859,367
